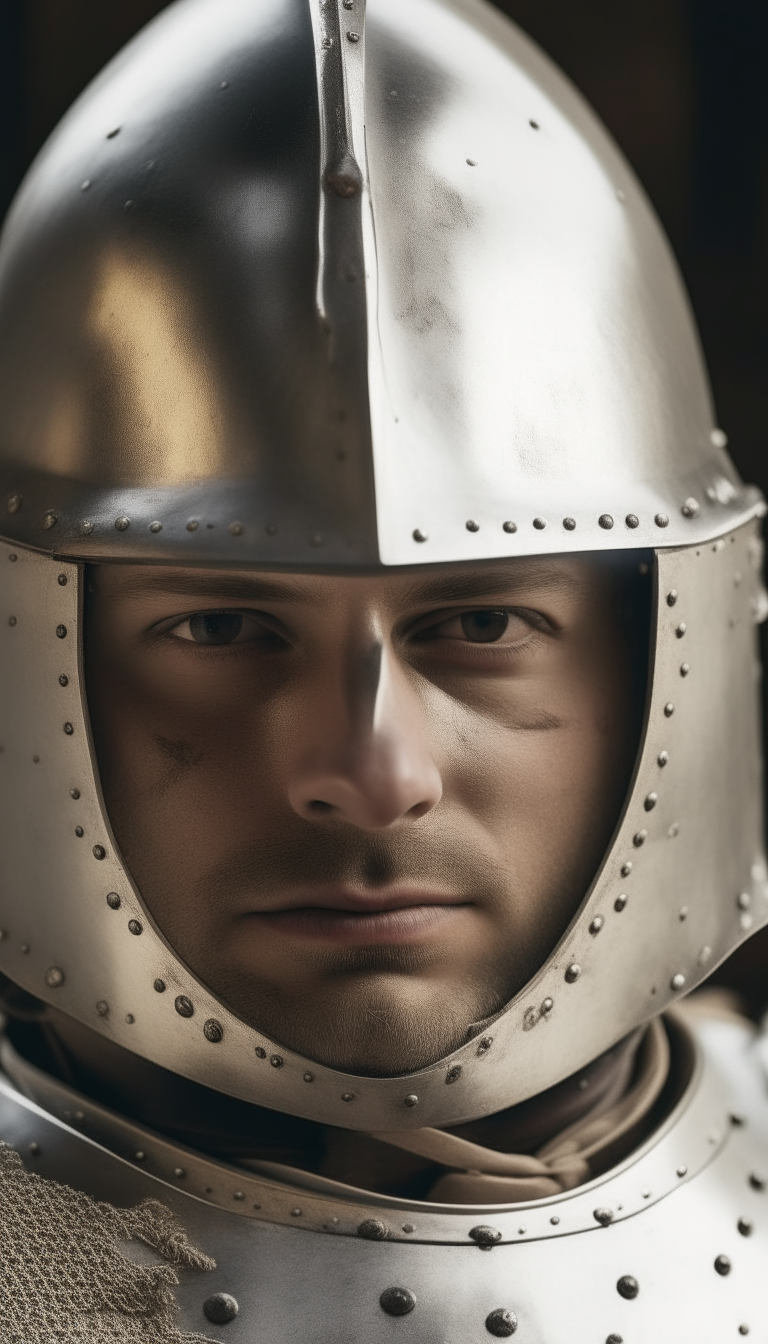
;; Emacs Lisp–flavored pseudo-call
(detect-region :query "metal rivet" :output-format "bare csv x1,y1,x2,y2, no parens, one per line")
680,662,690,676
598,514,614,529
666,590,678,606
254,1046,267,1058
632,830,647,847
203,1293,239,1324
681,497,699,519
75,826,84,837
125,1013,135,1024
303,1071,314,1082
8,616,16,627
153,978,166,992
738,1327,750,1337
502,521,517,534
466,519,479,532
124,200,134,212
402,1223,414,1233
565,963,581,983
589,916,604,935
679,906,688,921
106,892,120,909
675,622,686,638
322,35,332,47
8,553,17,560
654,513,670,529
670,973,686,991
80,521,94,535
173,1166,185,1178
45,966,65,988
748,1172,766,1191
614,894,628,913
380,1288,416,1317
28,1141,40,1156
644,793,657,811
532,517,546,530
7,493,22,514
115,517,130,531
43,511,58,529
358,1218,388,1240
174,995,194,1018
738,1217,753,1236
92,844,106,859
668,823,680,838
550,1215,560,1225
616,1276,639,1300
469,1225,502,1247
149,521,162,533
446,1064,462,1084
466,158,478,167
523,1006,540,1030
563,517,576,531
347,30,360,41
64,722,74,735
658,750,669,766
593,1207,614,1226
737,891,751,910
664,702,675,717
204,1018,224,1043
412,528,427,543
291,1206,302,1216
676,1165,687,1177
606,1336,624,1344
485,1308,518,1337
56,624,67,639
59,674,69,686
714,1254,731,1276
186,520,199,532
128,919,142,935
625,514,639,529
96,1000,109,1016
404,1093,419,1107
620,861,633,877
477,1035,493,1055
541,996,554,1014
270,1054,284,1068
107,126,121,138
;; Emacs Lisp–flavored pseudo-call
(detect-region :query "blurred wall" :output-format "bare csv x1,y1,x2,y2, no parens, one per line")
1,0,767,1009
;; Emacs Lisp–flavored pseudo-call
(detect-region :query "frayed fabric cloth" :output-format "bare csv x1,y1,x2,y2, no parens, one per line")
0,1143,215,1344
369,1016,670,1202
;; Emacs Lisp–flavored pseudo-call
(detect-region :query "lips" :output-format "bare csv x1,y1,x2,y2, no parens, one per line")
243,887,469,944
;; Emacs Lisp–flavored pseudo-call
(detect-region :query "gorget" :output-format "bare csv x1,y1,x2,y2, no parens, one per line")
1,1008,767,1343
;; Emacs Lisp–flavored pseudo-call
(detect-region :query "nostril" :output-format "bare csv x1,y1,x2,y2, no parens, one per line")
308,799,334,814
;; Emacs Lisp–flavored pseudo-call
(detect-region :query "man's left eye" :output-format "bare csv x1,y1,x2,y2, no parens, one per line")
171,611,268,645
419,609,534,645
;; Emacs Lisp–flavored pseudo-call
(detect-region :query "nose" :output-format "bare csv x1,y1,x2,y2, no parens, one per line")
287,640,443,829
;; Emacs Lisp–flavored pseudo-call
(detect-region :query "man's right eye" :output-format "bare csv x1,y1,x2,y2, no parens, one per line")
171,610,271,646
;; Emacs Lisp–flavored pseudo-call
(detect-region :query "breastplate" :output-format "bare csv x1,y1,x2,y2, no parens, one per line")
1,1012,766,1343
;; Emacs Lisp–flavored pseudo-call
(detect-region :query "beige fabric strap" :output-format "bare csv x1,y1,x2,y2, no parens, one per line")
369,1018,669,1203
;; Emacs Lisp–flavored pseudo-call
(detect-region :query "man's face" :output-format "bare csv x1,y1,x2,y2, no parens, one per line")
86,557,642,1075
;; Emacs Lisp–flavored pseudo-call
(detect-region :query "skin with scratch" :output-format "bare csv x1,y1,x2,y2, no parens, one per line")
86,558,641,1075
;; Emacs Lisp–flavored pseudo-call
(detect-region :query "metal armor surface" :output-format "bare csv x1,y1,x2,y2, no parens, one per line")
0,0,765,1127
1,1011,767,1340
0,0,761,566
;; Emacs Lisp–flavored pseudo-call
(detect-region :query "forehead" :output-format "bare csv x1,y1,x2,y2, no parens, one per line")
90,556,607,610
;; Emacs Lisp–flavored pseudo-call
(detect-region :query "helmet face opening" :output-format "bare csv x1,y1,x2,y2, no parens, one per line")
0,0,765,1128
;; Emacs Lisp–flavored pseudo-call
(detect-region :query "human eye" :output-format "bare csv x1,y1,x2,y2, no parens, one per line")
164,609,282,647
414,607,543,647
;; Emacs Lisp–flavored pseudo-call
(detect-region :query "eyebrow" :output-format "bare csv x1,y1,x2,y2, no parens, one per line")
103,559,586,607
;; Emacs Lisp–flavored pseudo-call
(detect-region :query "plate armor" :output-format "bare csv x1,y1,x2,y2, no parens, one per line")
2,1011,768,1340
0,0,767,1338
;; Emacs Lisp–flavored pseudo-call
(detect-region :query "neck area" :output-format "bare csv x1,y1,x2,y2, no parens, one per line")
2,1006,685,1202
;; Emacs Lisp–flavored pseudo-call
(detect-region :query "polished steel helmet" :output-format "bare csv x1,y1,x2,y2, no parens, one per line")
0,0,765,1130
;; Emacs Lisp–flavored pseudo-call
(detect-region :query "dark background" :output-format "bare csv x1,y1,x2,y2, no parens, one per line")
1,0,767,1010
